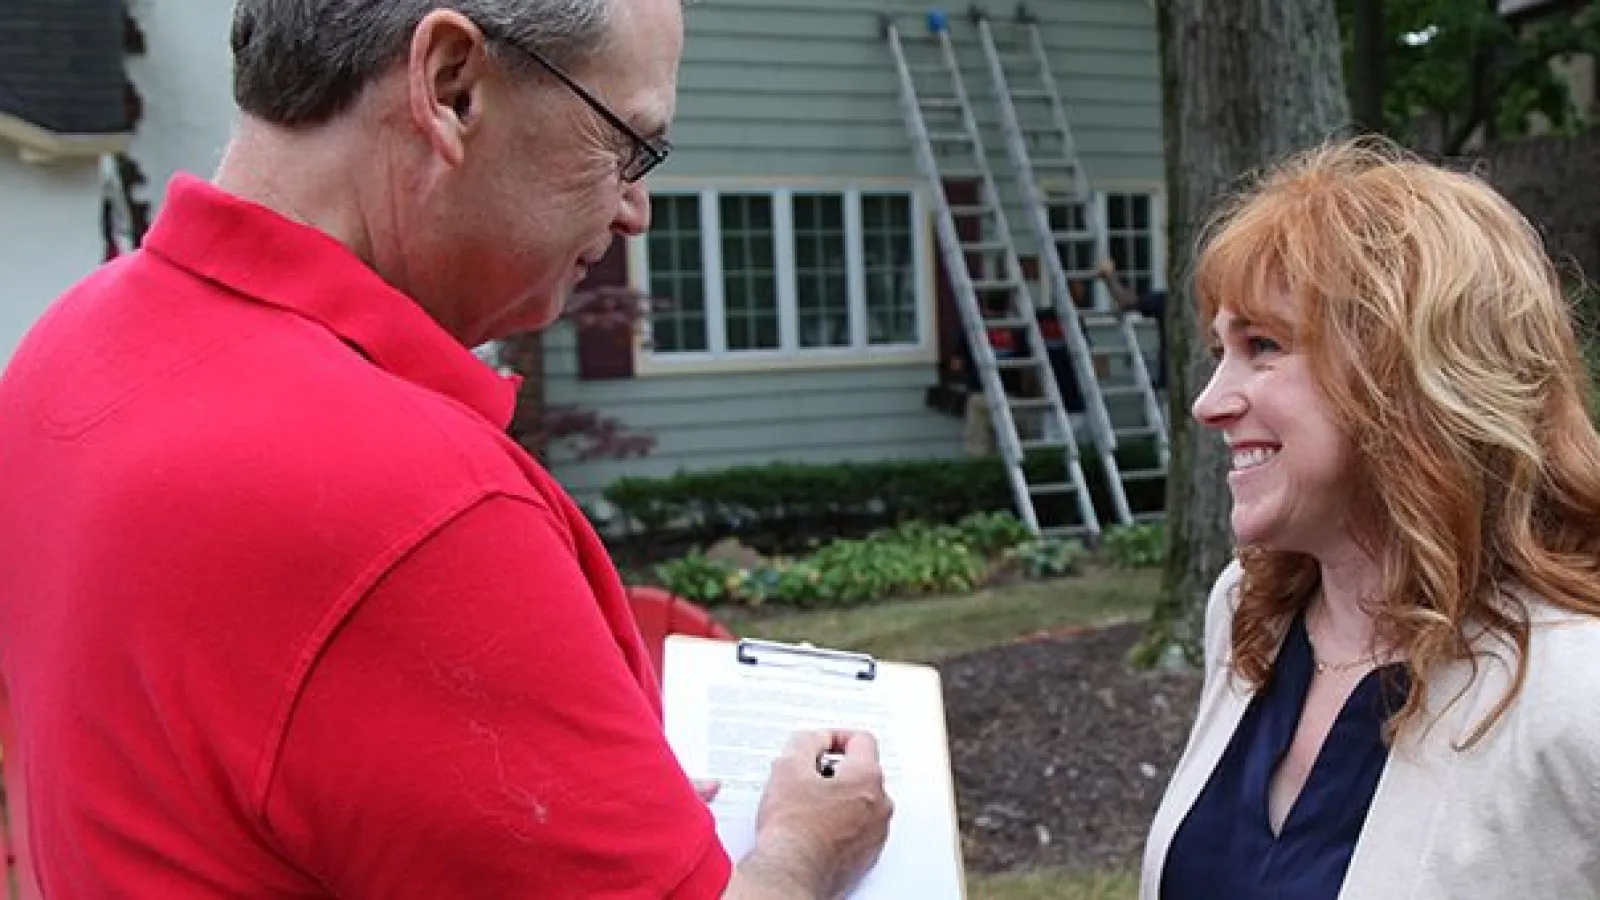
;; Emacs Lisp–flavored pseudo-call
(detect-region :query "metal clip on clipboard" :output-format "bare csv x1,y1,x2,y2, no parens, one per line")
735,638,878,682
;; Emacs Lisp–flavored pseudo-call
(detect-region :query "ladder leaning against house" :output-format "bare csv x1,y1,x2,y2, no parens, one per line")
968,6,1169,524
883,7,1169,536
882,10,1101,541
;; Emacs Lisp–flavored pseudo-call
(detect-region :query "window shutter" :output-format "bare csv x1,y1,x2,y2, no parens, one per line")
574,236,635,381
934,179,981,382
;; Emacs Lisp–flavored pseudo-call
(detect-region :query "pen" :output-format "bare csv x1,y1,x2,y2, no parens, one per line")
816,750,845,778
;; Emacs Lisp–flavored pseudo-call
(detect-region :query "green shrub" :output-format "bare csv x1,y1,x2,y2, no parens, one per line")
603,444,1165,553
655,552,739,604
1102,523,1165,569
652,515,1009,609
1005,537,1088,579
953,510,1035,556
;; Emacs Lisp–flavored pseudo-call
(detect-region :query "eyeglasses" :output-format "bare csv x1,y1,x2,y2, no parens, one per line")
479,26,671,183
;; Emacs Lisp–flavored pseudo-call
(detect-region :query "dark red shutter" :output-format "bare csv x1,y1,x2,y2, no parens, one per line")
935,179,982,382
574,236,635,380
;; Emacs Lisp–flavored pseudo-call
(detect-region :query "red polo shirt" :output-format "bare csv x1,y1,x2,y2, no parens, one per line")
0,175,732,897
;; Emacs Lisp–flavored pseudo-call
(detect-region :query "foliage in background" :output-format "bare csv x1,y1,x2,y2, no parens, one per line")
1102,524,1165,570
1338,0,1600,153
653,512,1083,609
604,444,1166,555
494,287,659,463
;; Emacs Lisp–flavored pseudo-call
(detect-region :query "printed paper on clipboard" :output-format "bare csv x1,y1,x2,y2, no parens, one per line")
662,635,965,899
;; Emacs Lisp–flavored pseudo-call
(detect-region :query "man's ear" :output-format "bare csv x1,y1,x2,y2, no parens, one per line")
407,10,491,167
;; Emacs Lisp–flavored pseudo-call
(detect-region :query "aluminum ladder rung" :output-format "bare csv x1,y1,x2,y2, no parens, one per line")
982,315,1031,329
1116,424,1165,439
1007,396,1056,409
1119,466,1168,482
1019,436,1070,451
961,239,1009,252
1079,313,1125,328
1029,481,1081,496
993,355,1045,370
928,130,974,144
969,278,1021,292
949,204,994,218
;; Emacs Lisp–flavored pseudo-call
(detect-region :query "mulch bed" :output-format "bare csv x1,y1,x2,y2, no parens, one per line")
938,622,1204,875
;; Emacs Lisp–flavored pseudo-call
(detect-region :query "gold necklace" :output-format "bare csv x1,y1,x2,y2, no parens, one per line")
1308,640,1379,674
1305,602,1381,674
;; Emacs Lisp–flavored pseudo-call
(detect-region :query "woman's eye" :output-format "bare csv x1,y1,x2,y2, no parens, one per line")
1246,335,1282,355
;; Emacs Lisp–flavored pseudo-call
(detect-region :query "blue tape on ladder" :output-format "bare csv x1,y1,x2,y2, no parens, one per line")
926,9,948,33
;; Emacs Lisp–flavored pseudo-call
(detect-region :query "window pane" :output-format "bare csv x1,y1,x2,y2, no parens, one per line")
647,195,707,353
794,193,850,349
721,194,779,351
1107,194,1128,230
1103,191,1159,307
862,193,918,346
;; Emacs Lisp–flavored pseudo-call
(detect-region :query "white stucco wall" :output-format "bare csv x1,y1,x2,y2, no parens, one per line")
0,152,105,366
125,0,238,202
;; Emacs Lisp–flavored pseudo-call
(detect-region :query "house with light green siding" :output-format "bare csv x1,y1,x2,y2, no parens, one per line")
542,0,1168,513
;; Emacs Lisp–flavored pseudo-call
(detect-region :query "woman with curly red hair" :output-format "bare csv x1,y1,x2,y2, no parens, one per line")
1142,137,1600,899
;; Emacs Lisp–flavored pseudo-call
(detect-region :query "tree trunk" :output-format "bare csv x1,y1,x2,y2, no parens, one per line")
1137,0,1350,667
1348,0,1387,133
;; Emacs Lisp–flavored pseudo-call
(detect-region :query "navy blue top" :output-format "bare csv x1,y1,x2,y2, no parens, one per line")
1160,612,1408,900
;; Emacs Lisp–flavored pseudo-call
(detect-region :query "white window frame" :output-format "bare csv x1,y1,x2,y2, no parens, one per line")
1031,184,1167,312
627,182,936,374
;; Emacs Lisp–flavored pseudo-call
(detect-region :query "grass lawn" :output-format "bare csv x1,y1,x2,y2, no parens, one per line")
712,567,1158,900
716,567,1159,664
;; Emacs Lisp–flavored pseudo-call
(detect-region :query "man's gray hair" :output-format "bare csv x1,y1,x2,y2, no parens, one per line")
230,0,614,127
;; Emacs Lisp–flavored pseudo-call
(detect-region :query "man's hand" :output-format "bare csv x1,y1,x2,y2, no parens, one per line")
724,730,893,899
1094,258,1118,279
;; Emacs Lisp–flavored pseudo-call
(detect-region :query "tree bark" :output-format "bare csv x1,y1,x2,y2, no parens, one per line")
1137,0,1350,667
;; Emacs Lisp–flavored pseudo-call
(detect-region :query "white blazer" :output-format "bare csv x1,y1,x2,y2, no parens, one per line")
1141,559,1600,900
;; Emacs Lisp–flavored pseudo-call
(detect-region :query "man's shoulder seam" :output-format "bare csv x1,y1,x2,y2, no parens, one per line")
245,488,552,827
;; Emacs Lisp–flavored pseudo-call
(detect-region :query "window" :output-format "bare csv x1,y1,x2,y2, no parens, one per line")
1104,192,1161,300
636,187,928,363
719,194,779,351
644,195,707,353
1042,188,1164,308
793,193,849,349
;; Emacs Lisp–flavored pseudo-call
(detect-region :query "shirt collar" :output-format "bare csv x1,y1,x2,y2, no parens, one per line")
141,173,520,429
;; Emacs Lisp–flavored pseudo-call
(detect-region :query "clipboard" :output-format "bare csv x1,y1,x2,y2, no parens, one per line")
662,635,966,899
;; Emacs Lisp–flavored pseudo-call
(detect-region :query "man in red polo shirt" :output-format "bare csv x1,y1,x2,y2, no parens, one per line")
0,1,891,896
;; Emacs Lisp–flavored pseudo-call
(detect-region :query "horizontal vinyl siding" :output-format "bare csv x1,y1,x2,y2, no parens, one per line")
542,321,965,502
665,0,1162,182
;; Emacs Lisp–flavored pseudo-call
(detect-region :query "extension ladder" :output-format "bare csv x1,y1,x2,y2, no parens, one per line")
970,7,1169,524
883,10,1100,540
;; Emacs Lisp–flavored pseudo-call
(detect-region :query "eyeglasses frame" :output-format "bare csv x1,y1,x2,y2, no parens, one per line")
477,24,671,183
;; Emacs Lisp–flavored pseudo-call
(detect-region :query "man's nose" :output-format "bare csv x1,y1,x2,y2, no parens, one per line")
613,178,651,236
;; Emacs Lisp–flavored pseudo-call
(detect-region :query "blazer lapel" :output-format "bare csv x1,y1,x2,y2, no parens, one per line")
1337,633,1514,899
